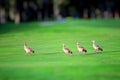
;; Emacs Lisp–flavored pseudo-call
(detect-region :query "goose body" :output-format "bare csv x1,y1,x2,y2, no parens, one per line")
24,42,34,55
63,44,72,54
92,40,103,53
77,42,87,53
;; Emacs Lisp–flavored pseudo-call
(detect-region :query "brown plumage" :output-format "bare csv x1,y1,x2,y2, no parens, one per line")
63,44,72,54
92,40,103,53
77,42,87,54
24,41,34,55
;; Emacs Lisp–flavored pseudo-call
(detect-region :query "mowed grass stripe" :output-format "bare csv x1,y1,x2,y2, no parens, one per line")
0,19,120,80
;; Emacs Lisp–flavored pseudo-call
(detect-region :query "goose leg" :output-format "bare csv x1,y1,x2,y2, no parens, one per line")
94,50,96,53
78,51,81,54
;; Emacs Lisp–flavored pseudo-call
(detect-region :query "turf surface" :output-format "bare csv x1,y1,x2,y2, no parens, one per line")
0,19,120,80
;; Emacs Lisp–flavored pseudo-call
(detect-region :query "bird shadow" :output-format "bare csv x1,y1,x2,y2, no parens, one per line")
42,52,62,55
85,50,120,55
102,50,120,54
85,53,97,55
35,50,120,56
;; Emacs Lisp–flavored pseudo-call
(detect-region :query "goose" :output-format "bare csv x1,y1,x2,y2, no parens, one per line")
92,40,103,53
24,41,34,55
76,42,87,54
63,44,72,55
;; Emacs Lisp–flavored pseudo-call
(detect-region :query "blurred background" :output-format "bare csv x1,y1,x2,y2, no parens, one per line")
0,1,120,80
0,0,120,24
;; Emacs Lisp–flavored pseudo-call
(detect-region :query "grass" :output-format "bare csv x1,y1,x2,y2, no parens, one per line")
0,19,120,80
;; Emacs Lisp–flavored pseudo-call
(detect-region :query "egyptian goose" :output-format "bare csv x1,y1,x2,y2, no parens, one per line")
76,42,87,54
92,40,103,53
63,44,72,55
24,41,34,55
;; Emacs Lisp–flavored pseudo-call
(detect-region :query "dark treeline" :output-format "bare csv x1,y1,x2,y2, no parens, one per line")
0,0,119,24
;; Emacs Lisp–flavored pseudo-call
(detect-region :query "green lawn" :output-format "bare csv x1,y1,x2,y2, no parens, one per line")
0,19,120,80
